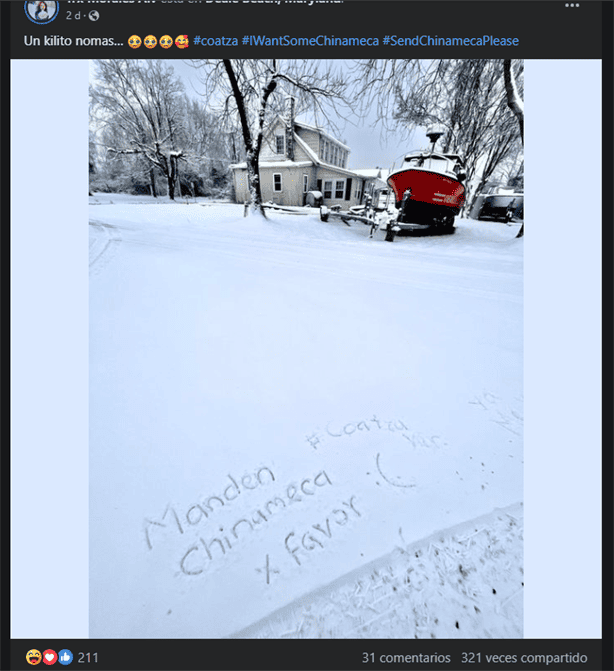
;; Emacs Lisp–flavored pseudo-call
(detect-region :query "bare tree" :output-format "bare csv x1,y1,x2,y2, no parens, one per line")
90,60,186,200
179,96,240,197
504,59,524,237
89,122,136,194
188,59,351,216
351,59,524,217
504,60,524,145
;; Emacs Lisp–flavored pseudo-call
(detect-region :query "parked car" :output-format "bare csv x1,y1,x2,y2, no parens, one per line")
478,186,524,222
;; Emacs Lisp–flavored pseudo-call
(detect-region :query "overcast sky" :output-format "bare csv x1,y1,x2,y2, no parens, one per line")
170,59,424,172
90,58,432,170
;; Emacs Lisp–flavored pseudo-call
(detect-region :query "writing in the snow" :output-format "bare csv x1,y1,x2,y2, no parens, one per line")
469,391,523,437
178,469,335,575
284,495,361,566
143,465,363,581
306,414,446,452
144,465,278,549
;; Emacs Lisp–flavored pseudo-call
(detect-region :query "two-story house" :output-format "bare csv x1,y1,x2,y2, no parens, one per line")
231,115,367,209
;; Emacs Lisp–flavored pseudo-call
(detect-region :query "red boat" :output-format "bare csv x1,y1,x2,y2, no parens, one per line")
385,128,466,240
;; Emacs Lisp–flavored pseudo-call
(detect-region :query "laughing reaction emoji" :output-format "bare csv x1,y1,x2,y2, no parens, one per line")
159,34,173,49
27,650,42,666
128,35,141,49
144,35,157,49
175,35,189,49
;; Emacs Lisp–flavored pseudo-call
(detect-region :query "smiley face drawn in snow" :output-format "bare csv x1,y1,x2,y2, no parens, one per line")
128,35,142,49
144,35,157,49
159,34,173,49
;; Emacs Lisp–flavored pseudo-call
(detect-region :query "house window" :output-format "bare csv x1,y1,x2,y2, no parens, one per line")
333,146,338,166
335,180,345,199
319,141,324,160
276,136,284,154
323,180,333,199
354,181,363,201
324,142,330,163
273,173,282,191
303,174,309,193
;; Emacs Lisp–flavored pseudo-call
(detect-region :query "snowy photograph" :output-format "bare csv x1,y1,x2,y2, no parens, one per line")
88,59,524,638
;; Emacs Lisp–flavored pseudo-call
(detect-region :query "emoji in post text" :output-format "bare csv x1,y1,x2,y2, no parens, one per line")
26,650,42,665
128,35,142,49
144,35,157,49
160,35,173,49
175,35,189,49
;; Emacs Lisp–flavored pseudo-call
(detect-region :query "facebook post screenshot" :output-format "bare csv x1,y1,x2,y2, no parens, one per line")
4,0,611,669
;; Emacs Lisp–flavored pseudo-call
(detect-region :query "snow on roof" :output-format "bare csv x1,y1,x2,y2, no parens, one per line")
292,133,319,164
353,168,391,180
278,115,351,151
231,160,366,179
230,160,314,170
231,139,363,178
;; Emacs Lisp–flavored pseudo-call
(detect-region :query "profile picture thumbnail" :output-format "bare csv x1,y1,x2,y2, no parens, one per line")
24,1,59,24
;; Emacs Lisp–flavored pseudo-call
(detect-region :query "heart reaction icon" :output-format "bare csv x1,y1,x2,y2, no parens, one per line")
42,650,58,665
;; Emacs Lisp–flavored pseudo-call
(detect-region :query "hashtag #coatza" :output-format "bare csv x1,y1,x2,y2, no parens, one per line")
193,36,239,46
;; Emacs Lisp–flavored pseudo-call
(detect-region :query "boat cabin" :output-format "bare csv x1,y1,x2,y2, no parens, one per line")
402,152,466,182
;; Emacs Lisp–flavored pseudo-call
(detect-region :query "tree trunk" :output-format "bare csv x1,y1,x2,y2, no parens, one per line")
503,60,524,239
167,155,178,200
466,178,488,219
246,151,264,213
503,61,524,145
175,160,182,198
223,59,266,216
150,168,157,198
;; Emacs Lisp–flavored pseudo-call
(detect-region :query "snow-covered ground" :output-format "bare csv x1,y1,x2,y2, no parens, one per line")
89,194,523,638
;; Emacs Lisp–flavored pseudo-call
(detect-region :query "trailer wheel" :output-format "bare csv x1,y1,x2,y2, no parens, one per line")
385,224,396,242
443,215,455,234
319,206,329,222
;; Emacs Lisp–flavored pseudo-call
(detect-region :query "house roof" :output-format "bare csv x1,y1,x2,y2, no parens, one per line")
353,168,391,181
230,159,364,180
231,116,361,178
292,132,319,163
291,118,351,151
230,160,314,169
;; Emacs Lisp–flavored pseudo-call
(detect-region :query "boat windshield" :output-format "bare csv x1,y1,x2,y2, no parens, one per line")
405,154,456,175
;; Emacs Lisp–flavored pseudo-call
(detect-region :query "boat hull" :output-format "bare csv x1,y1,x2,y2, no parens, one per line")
387,168,465,216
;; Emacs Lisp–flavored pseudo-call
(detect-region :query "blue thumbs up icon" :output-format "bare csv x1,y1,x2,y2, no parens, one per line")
58,650,73,666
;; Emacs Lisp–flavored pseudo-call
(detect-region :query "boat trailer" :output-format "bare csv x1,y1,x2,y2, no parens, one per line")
319,196,400,241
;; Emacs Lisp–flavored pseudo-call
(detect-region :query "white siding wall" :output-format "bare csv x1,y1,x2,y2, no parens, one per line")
296,127,320,157
234,119,361,207
316,168,361,208
260,119,288,161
